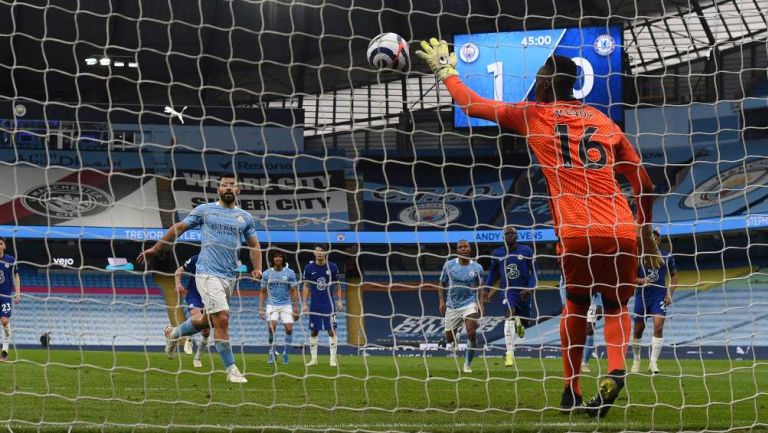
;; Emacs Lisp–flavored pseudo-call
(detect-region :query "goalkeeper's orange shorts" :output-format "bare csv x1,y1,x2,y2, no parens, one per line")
559,236,638,305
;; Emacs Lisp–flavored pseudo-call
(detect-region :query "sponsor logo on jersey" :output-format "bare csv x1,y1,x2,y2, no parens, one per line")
315,277,328,291
398,203,461,226
682,159,768,209
506,263,520,279
22,183,113,219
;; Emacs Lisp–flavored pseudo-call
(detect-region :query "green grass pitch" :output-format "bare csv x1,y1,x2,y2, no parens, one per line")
0,349,766,432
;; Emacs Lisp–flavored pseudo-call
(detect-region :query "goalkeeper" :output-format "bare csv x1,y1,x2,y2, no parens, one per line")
417,39,662,418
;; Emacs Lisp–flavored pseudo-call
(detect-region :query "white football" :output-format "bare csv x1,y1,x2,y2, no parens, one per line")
367,32,409,71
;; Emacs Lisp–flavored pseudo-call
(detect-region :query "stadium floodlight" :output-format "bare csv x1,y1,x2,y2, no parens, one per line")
128,61,138,68
99,57,110,66
84,57,97,65
113,61,125,67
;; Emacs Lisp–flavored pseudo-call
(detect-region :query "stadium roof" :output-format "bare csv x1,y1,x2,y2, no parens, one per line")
0,0,764,107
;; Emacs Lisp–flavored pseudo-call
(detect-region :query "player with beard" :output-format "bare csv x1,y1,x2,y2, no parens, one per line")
138,175,262,384
484,226,537,367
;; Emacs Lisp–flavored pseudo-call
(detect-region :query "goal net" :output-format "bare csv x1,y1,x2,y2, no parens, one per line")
0,0,767,432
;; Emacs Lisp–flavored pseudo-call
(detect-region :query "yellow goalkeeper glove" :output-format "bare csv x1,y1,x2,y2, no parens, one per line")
415,38,459,81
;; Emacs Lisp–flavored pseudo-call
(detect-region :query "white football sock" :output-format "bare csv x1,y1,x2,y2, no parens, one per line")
631,337,642,361
504,318,515,355
650,336,663,364
310,335,318,360
329,334,338,360
2,323,9,352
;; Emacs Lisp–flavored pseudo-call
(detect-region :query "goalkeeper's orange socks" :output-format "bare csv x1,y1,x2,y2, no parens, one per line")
560,299,588,396
603,304,631,373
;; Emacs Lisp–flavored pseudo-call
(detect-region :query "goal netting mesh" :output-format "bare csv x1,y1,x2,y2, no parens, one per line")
0,0,767,431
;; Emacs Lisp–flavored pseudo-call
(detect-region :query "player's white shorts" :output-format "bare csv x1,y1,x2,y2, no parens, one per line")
444,303,478,332
266,304,294,324
195,274,235,315
587,303,598,323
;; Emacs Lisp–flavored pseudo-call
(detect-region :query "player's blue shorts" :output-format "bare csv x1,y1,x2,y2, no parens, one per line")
0,296,12,318
504,290,530,317
633,293,667,323
186,286,204,310
309,311,337,332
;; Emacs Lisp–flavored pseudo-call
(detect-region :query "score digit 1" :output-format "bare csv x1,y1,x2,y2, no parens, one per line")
487,62,503,101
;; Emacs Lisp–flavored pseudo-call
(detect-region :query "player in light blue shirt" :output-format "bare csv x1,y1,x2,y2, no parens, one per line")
258,251,299,365
438,240,484,374
138,175,262,384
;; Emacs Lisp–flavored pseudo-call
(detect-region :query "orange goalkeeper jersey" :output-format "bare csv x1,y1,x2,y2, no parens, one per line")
445,76,654,240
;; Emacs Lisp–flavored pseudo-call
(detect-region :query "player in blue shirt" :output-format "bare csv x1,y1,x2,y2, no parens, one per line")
174,254,210,368
139,175,262,384
259,251,299,365
484,226,537,367
0,237,20,362
631,228,677,374
302,244,343,367
439,240,484,374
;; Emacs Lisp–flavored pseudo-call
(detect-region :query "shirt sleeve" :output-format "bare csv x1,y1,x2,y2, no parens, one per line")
484,254,499,288
182,205,204,230
443,76,539,135
527,254,538,289
244,214,259,240
440,262,450,287
331,263,339,282
183,256,197,273
667,254,677,274
289,269,298,288
303,265,310,281
475,264,484,288
613,130,655,225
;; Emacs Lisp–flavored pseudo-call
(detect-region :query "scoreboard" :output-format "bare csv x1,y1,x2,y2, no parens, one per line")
453,25,624,127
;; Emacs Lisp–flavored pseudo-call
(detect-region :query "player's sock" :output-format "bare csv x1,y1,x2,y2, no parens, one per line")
504,318,515,355
215,341,236,369
603,304,631,373
310,335,318,360
465,339,476,366
583,333,595,364
170,317,198,339
2,323,10,352
329,334,338,360
631,337,642,361
284,332,293,356
268,331,275,356
560,299,589,396
650,336,663,364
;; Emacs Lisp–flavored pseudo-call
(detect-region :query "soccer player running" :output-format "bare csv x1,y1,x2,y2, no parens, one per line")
438,240,485,374
0,237,20,362
259,251,299,365
631,228,677,374
484,226,537,367
302,244,344,367
417,40,662,417
138,175,262,384
174,254,210,368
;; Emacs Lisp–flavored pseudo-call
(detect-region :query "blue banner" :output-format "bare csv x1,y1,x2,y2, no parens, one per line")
0,213,763,243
